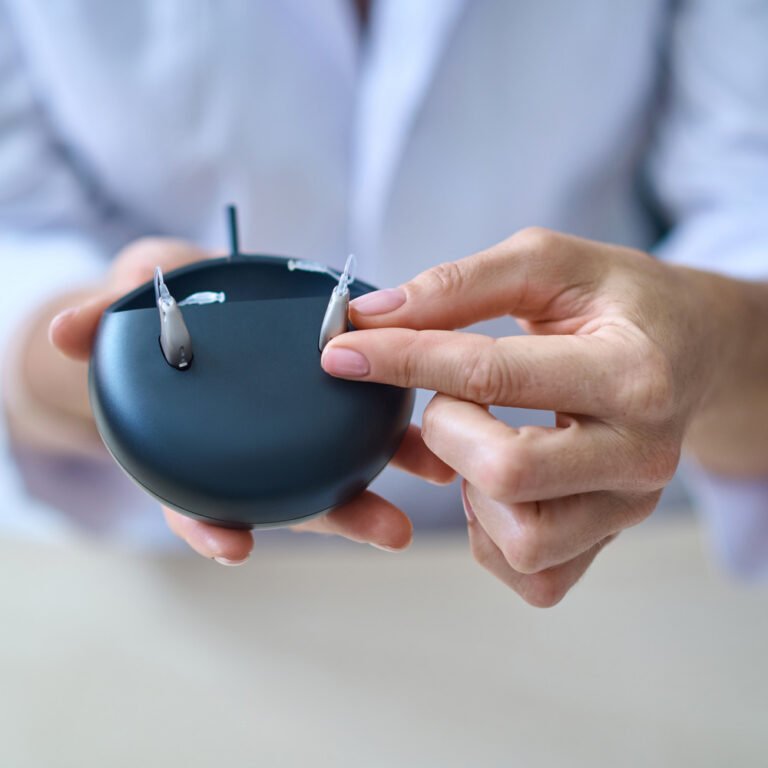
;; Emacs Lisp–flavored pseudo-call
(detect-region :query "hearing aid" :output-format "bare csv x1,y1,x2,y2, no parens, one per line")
318,254,355,351
155,267,193,369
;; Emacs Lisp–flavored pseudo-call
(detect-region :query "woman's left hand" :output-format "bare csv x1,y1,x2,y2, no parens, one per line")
321,228,765,606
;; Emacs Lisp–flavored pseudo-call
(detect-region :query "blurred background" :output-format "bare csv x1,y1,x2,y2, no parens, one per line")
1,502,767,767
2,2,767,766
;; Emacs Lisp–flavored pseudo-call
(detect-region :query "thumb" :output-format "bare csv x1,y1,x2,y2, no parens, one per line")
350,228,608,331
50,238,212,362
49,291,123,361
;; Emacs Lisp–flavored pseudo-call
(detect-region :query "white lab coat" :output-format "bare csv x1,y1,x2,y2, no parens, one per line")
1,1,767,571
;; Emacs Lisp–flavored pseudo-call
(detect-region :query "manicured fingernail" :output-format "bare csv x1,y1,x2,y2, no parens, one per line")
50,307,79,328
350,288,406,316
461,483,476,523
370,543,400,552
214,555,249,566
48,307,79,344
322,347,370,377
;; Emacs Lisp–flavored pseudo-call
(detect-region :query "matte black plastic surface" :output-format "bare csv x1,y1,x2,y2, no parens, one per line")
89,256,415,528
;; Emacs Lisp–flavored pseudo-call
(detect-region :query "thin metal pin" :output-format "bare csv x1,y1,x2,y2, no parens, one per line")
227,204,241,261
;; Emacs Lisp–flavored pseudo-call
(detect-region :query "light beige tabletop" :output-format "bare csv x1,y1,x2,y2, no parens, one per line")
0,515,766,768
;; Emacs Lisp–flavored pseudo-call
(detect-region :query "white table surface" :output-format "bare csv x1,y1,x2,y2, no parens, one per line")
0,515,766,768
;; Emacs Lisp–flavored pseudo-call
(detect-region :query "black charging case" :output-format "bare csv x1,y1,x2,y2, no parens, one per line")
89,250,415,529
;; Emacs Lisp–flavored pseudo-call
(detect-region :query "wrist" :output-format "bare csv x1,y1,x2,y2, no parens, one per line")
676,267,768,475
2,289,105,459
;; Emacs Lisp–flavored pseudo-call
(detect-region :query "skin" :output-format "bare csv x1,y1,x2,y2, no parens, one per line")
6,228,768,602
321,228,768,605
6,237,452,564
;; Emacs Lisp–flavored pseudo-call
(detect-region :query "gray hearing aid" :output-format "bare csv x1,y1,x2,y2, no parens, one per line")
155,266,193,369
318,254,356,351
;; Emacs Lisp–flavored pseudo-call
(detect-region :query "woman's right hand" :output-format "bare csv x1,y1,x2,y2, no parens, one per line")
37,237,452,563
7,238,213,457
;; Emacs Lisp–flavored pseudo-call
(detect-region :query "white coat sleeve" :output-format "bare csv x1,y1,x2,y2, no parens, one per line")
0,0,118,317
647,0,768,577
0,4,154,540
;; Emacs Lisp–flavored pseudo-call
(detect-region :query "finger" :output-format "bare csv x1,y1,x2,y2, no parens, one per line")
322,326,628,415
349,228,612,331
468,520,613,608
163,507,253,565
294,491,413,551
49,291,124,361
50,240,212,361
421,395,675,500
389,423,456,485
109,237,211,291
464,481,657,574
463,485,613,607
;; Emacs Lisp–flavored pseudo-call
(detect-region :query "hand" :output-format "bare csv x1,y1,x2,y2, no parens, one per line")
43,238,453,563
320,228,758,606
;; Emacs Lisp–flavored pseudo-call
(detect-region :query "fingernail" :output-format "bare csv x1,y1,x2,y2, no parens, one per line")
322,347,370,377
461,483,476,523
370,543,400,552
350,288,406,316
50,306,79,328
48,307,79,344
214,555,249,566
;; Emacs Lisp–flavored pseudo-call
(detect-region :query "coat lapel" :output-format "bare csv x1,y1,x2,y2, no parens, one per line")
350,0,467,272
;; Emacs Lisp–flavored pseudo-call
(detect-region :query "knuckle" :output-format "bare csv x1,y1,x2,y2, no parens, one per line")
620,341,677,423
396,331,423,388
475,441,529,501
420,397,439,443
116,236,207,270
113,237,179,285
500,518,549,575
463,346,509,404
521,571,568,609
421,393,453,451
498,537,521,572
421,260,466,297
116,236,166,263
511,226,559,255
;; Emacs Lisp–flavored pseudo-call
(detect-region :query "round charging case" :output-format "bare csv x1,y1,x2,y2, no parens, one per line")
89,254,415,529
